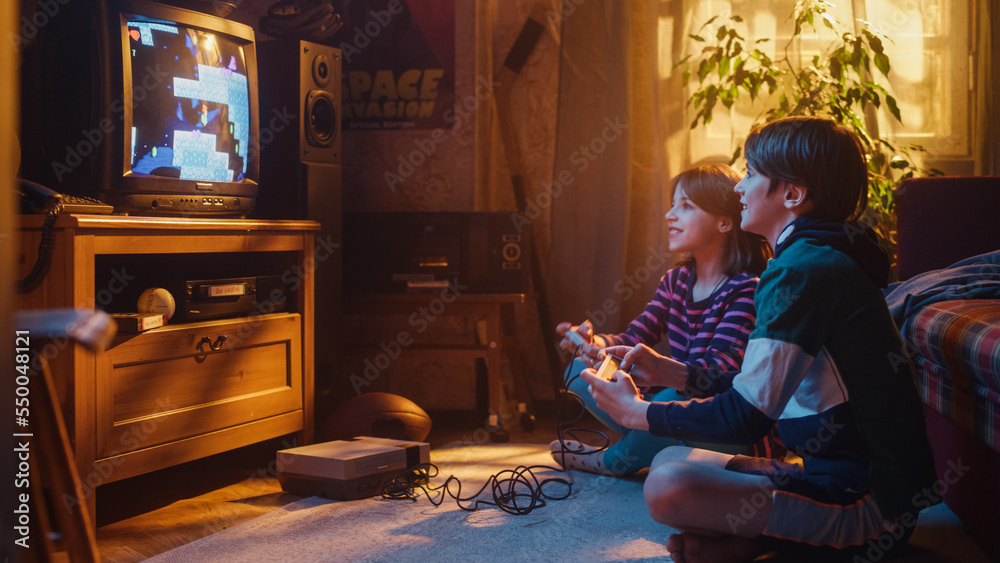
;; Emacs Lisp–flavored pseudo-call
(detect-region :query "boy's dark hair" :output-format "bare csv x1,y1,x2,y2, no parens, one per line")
671,164,771,276
743,116,869,222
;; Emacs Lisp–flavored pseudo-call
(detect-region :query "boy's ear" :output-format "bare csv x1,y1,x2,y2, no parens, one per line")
782,182,810,211
717,215,734,233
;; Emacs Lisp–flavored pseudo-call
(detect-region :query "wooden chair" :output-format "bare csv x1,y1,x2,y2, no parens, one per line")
14,309,116,563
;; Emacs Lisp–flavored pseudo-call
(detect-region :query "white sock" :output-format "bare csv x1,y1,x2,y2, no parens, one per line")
548,439,610,475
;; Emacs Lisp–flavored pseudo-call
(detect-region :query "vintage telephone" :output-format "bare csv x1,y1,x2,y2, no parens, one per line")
17,179,114,292
19,179,115,215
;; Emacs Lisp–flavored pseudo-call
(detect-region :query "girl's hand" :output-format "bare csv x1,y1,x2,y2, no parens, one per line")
557,321,607,366
579,368,650,430
556,320,593,351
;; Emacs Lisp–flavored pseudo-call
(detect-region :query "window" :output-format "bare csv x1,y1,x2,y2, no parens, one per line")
671,0,977,174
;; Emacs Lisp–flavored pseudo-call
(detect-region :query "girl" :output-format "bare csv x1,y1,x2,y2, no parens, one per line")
553,164,771,475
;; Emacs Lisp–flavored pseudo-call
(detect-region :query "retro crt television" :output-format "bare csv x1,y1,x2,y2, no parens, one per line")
19,0,260,216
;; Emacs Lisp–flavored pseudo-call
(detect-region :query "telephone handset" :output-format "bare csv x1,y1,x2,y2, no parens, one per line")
19,179,114,215
17,179,114,293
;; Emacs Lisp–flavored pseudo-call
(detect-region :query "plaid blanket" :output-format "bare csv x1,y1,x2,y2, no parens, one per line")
905,300,1000,453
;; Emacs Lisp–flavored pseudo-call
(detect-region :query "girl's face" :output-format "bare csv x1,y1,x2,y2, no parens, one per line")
665,184,728,254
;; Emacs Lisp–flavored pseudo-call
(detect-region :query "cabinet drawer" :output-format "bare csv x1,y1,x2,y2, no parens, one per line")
96,314,302,459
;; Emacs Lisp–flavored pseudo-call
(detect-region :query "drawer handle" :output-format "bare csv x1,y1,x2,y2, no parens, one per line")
198,335,228,352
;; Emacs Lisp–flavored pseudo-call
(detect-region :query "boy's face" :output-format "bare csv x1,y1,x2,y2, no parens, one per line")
734,165,786,239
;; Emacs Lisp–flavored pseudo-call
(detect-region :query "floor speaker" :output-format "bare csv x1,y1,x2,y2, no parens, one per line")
256,39,341,219
256,40,343,411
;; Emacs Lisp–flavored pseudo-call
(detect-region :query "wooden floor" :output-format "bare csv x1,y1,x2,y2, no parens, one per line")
95,407,590,562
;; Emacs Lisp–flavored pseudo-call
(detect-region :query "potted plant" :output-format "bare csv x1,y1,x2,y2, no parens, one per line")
676,0,941,269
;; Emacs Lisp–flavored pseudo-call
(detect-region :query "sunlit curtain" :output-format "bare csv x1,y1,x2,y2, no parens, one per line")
546,0,673,335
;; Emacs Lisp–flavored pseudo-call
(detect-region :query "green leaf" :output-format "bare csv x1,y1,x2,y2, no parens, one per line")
764,75,778,93
874,52,890,76
830,56,843,80
698,59,712,82
886,96,902,123
719,56,731,79
733,58,746,78
822,13,836,31
866,31,884,54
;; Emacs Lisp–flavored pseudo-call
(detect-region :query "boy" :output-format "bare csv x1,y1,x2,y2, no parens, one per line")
582,116,938,562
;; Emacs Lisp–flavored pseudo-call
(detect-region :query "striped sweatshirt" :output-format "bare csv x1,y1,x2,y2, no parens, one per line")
599,266,758,388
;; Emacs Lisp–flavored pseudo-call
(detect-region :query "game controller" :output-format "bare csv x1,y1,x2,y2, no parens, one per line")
565,319,591,347
566,328,587,347
595,354,623,381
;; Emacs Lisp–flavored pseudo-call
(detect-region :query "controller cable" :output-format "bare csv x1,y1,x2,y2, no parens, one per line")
379,344,613,515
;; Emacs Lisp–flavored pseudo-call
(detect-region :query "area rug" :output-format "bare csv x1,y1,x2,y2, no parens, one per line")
145,442,675,562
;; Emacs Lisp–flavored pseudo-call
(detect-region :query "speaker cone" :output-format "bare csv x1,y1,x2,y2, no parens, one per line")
312,53,330,87
305,90,337,148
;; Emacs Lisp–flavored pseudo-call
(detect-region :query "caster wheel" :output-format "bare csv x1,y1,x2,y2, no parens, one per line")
520,412,536,432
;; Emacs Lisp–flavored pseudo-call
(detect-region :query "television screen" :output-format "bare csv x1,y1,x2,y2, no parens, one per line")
17,0,260,216
125,15,251,183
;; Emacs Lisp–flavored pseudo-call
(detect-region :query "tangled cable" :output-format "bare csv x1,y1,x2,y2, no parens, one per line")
381,462,572,515
551,344,612,464
379,344,612,515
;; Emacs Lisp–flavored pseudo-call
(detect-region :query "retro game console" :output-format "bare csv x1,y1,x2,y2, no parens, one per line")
276,436,430,500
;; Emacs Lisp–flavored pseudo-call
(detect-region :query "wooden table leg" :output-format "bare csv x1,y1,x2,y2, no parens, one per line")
502,303,535,432
484,304,507,442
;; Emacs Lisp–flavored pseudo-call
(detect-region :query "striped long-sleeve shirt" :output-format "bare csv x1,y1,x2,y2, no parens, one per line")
599,266,758,396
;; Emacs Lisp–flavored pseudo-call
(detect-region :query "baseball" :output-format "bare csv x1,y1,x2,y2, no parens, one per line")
137,287,176,323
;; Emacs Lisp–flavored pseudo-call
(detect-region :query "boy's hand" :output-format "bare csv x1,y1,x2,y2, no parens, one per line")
601,343,688,391
579,368,650,431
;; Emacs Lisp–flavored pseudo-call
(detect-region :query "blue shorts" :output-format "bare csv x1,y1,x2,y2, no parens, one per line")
724,455,907,551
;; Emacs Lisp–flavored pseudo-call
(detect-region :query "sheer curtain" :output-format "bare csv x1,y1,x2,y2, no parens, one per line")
542,0,990,339
546,0,674,335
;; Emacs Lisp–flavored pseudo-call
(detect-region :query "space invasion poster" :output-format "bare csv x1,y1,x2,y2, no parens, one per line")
334,0,455,130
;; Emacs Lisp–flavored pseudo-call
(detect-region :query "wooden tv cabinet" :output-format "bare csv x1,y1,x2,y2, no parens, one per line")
16,215,318,520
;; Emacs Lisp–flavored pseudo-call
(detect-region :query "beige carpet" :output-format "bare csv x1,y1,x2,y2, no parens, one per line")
144,442,994,562
145,443,675,562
